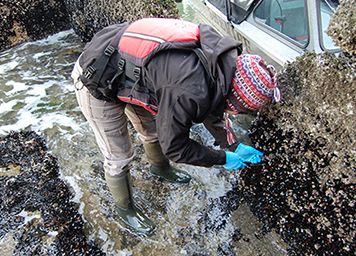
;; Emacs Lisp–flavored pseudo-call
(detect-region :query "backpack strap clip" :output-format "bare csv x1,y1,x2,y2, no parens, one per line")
118,58,125,71
108,58,126,90
133,67,141,80
104,45,116,56
84,65,96,79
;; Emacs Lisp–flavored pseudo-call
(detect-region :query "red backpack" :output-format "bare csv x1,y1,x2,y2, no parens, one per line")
80,18,214,115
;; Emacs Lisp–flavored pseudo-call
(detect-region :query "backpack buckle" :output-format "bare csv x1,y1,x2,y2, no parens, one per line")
84,66,96,79
104,45,115,56
118,59,125,71
133,67,141,80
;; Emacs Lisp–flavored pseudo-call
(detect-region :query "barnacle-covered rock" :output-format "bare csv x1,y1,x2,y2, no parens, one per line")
0,0,179,51
242,51,355,255
0,131,104,255
0,0,69,51
63,0,179,42
327,0,356,55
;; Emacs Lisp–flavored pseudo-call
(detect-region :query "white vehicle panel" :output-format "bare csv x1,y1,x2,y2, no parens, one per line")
232,21,301,67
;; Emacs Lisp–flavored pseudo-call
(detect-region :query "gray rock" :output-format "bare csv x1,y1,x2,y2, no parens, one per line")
0,0,69,51
64,0,179,42
0,0,179,51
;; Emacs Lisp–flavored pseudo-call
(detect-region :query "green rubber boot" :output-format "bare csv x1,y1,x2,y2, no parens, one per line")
105,171,155,236
143,142,191,183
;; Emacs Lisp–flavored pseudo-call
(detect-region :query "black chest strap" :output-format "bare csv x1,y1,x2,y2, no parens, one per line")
82,44,116,84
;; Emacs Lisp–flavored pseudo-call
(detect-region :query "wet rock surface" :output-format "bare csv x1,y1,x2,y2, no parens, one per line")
0,0,69,51
64,0,179,42
0,131,104,255
85,130,254,256
1,128,278,255
0,0,179,51
242,51,355,255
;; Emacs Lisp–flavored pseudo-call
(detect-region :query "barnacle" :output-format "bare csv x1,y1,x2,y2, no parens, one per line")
327,0,356,55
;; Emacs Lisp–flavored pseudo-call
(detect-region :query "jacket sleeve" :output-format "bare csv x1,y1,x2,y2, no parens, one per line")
156,86,226,167
203,114,238,151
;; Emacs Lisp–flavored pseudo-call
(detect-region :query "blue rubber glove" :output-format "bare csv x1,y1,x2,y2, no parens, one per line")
224,151,247,170
234,143,264,164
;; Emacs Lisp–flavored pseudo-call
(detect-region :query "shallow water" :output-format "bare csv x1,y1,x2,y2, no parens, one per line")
0,1,288,255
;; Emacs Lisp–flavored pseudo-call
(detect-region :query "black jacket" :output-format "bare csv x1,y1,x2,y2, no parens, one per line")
78,22,242,167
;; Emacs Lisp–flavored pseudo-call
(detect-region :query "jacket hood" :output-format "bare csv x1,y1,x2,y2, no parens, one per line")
199,24,242,111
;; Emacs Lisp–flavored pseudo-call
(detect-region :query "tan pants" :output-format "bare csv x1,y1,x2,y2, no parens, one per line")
75,84,158,176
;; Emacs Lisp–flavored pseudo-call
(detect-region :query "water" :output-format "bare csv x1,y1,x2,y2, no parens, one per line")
0,1,287,255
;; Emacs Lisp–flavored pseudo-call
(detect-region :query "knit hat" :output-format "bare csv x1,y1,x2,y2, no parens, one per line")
226,54,281,113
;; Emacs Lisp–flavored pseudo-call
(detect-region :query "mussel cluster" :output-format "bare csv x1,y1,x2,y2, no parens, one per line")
64,0,179,42
239,51,355,255
0,0,179,51
0,131,104,255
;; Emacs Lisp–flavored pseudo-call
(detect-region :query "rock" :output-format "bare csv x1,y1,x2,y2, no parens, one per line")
327,0,356,55
241,50,355,255
0,0,179,51
0,131,104,255
0,0,69,51
232,5,355,255
64,0,179,42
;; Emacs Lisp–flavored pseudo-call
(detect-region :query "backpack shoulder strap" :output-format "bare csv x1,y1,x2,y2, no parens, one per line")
81,43,116,84
78,26,128,102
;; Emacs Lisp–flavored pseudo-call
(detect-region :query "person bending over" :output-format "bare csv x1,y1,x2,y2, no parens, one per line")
71,18,280,236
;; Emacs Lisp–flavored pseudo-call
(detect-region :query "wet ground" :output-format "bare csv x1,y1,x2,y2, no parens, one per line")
0,128,289,255
1,1,355,255
0,131,104,255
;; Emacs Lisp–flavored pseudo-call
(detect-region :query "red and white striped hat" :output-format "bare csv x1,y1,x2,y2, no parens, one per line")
226,54,281,113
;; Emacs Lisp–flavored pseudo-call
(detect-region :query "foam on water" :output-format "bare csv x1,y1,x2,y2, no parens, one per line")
1,79,61,134
0,60,19,75
0,29,82,137
34,112,82,131
16,30,75,50
62,175,84,204
4,81,28,96
0,111,36,135
0,99,19,114
33,51,54,59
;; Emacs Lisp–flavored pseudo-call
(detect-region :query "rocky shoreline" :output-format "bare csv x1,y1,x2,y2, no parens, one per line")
239,3,355,253
0,0,179,51
0,0,355,255
0,130,288,255
0,0,70,51
0,131,104,255
244,50,355,255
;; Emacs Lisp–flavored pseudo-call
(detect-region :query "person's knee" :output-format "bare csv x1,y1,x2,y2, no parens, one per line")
139,134,158,144
104,155,135,176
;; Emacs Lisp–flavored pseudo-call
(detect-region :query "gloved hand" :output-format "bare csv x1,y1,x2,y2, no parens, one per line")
234,143,264,164
224,151,247,170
